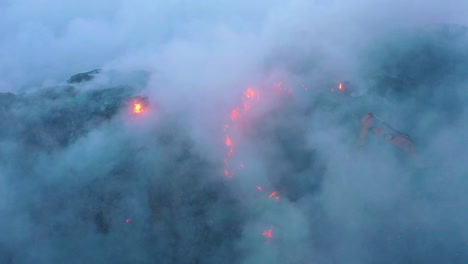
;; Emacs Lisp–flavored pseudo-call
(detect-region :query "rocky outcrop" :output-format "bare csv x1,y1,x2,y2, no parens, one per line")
67,69,102,84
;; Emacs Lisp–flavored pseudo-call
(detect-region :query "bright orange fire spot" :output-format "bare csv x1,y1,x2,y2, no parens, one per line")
231,109,240,121
269,191,280,199
262,229,273,239
125,219,131,223
244,88,257,99
133,102,143,113
338,83,343,90
225,136,232,146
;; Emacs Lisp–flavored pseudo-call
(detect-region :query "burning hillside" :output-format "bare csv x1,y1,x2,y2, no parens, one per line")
0,2,467,263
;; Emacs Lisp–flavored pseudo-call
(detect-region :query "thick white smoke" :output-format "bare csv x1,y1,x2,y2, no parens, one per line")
0,0,467,263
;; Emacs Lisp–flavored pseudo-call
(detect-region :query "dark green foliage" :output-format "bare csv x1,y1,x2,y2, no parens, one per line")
67,69,102,84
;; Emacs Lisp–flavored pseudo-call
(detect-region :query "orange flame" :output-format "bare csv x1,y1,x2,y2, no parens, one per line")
273,82,293,96
338,83,343,90
231,109,240,121
133,102,143,114
262,228,273,239
225,136,232,146
269,191,280,199
244,88,257,99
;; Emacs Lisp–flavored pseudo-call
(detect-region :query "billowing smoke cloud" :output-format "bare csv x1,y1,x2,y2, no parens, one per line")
0,0,467,263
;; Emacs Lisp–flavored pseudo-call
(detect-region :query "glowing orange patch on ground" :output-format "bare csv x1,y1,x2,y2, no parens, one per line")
231,109,240,121
133,102,143,113
269,191,280,199
244,88,257,99
262,229,273,239
225,136,232,146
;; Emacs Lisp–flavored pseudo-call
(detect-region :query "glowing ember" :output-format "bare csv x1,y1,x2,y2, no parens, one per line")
269,191,280,199
262,228,273,239
257,186,263,191
225,136,233,146
133,102,143,113
125,219,131,223
231,109,240,121
222,86,262,179
244,88,257,99
338,83,343,90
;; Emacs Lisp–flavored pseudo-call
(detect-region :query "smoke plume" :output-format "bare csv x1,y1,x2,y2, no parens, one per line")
0,1,467,263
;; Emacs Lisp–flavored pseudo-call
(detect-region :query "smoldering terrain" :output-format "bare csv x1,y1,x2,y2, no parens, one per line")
0,1,467,264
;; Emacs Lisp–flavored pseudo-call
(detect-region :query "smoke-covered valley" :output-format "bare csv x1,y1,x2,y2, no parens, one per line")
0,1,467,263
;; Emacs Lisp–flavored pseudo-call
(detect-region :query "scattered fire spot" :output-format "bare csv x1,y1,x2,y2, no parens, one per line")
132,100,147,114
134,103,142,113
262,228,273,242
130,97,149,115
269,191,280,200
225,136,233,146
125,219,131,223
244,88,257,99
223,83,288,180
338,83,343,90
231,109,240,121
257,186,263,191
